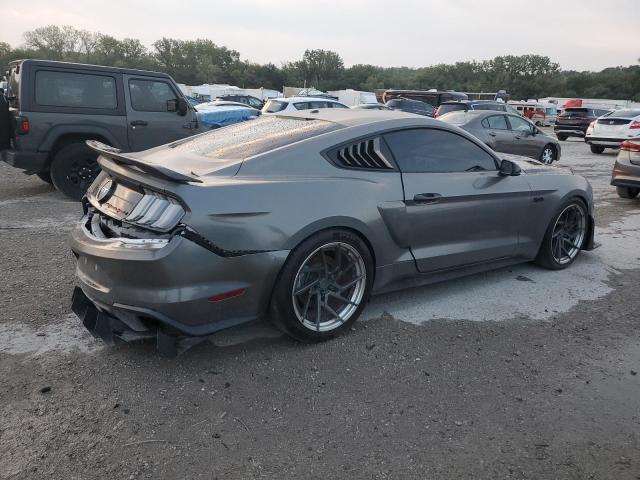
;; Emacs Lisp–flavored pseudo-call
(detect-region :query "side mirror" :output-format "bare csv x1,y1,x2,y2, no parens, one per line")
168,98,189,116
499,159,522,176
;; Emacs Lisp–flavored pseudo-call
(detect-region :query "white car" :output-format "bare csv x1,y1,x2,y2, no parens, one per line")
586,109,640,154
262,96,348,115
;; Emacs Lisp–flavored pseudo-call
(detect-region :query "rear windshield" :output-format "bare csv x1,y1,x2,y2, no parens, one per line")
171,116,342,159
611,109,640,118
437,104,467,115
263,100,288,113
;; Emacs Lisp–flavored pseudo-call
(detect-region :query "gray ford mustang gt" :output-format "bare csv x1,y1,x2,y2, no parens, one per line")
70,109,595,355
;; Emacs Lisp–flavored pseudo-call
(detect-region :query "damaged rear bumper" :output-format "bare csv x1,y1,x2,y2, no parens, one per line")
70,214,289,356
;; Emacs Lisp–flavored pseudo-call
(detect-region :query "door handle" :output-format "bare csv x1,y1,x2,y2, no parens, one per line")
488,132,497,137
130,120,148,127
514,135,521,140
413,193,442,204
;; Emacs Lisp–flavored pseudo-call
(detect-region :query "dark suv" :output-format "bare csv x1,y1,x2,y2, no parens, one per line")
1,59,200,199
215,94,264,109
385,98,434,117
381,89,467,108
435,100,507,118
554,107,611,141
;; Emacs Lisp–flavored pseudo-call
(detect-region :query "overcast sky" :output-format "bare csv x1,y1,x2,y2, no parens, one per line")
2,0,639,71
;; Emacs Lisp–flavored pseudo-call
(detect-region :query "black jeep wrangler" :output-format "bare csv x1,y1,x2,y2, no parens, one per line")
1,59,200,199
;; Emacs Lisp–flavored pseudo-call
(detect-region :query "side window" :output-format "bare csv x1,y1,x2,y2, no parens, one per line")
35,70,117,109
129,79,176,112
508,115,534,133
330,102,348,109
384,128,497,173
248,97,262,108
293,102,310,110
482,115,509,130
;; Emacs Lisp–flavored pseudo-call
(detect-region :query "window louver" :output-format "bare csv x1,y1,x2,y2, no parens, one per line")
334,138,393,170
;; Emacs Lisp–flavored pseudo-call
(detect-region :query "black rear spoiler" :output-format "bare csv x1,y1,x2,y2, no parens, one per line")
86,140,202,184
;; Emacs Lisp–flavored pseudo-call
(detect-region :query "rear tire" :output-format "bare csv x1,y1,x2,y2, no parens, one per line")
590,145,605,154
557,134,567,141
535,198,587,270
270,229,374,343
540,145,556,164
50,143,101,200
616,186,639,199
36,171,53,184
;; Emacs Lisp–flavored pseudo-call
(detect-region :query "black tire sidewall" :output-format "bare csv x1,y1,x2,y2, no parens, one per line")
50,143,100,200
536,197,587,270
590,145,605,154
270,229,374,342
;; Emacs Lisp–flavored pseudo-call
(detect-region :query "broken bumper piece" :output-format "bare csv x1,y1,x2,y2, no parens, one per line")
71,287,205,357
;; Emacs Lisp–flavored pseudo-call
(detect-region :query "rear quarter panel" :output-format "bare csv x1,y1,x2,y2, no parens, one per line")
175,124,413,268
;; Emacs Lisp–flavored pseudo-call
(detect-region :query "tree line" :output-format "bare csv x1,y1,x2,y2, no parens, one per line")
1,25,639,101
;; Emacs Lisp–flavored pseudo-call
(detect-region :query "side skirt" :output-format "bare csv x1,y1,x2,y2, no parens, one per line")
372,256,531,296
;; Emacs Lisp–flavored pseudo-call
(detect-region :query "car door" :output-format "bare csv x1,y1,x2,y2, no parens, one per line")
124,75,197,152
506,114,540,159
481,114,514,153
384,128,532,273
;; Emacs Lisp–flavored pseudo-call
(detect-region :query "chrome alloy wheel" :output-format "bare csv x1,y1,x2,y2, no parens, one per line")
541,146,555,165
291,242,367,332
551,204,586,265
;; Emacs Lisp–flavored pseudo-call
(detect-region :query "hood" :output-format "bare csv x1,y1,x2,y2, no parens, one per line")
500,153,572,175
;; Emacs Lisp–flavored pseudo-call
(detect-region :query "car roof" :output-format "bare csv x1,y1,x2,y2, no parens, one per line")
274,108,440,127
11,59,172,79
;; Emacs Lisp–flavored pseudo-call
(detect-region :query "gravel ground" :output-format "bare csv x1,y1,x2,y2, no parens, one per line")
1,135,639,479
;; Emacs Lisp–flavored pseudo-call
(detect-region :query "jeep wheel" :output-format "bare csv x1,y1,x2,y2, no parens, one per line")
36,171,53,185
590,145,605,154
50,143,101,200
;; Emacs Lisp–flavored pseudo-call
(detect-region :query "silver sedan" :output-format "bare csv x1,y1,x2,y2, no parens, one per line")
440,110,562,165
70,110,594,355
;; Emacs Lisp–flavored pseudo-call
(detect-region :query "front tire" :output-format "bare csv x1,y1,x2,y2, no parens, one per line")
590,145,605,154
270,229,374,342
50,143,101,200
616,186,639,199
535,198,588,270
557,134,567,141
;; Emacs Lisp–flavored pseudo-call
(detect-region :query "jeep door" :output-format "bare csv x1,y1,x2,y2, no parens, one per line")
124,75,198,152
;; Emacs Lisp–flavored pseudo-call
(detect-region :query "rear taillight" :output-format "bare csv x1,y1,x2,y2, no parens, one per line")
629,121,640,130
620,140,640,152
15,116,29,135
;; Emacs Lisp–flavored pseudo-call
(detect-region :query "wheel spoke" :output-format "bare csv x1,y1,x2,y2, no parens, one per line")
321,248,330,275
294,279,319,296
327,291,359,306
315,292,322,331
301,292,313,320
321,301,343,322
337,275,365,292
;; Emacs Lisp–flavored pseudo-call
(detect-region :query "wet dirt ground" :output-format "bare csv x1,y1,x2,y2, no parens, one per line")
1,135,639,479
